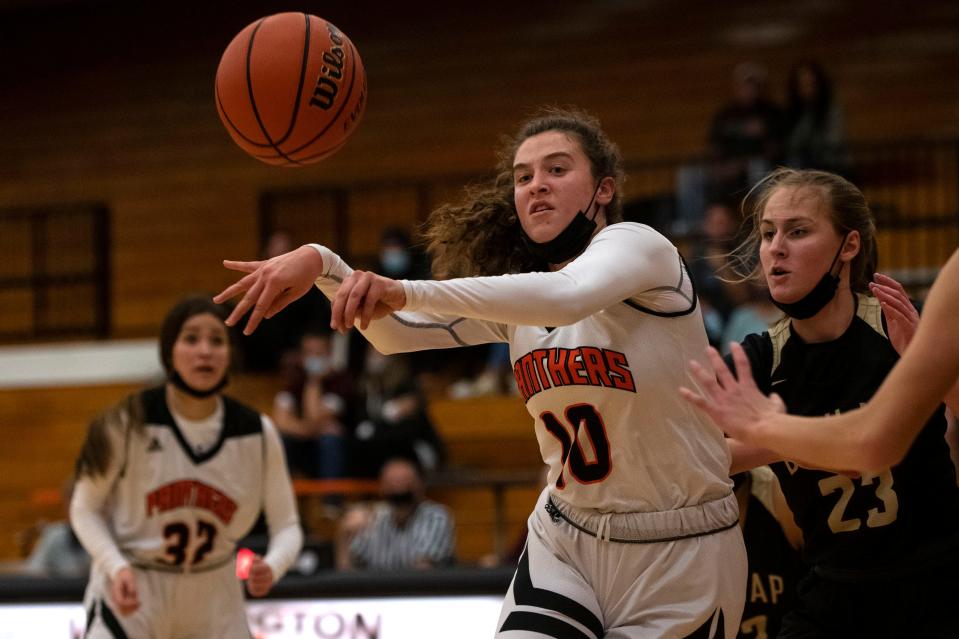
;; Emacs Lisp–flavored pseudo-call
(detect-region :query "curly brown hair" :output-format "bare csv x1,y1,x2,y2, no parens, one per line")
422,106,626,278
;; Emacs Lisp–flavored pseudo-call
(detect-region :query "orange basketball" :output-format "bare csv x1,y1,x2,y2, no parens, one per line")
215,12,367,166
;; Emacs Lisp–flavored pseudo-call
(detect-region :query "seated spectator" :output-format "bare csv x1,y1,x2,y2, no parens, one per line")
784,59,848,174
675,62,785,233
239,229,331,373
334,457,455,570
720,280,781,355
687,199,751,344
350,345,446,477
272,331,356,479
20,480,90,578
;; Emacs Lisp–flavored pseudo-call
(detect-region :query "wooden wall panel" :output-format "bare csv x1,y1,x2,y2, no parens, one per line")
110,188,260,336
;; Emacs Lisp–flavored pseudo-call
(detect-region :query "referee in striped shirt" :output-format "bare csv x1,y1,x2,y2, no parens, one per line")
336,457,455,570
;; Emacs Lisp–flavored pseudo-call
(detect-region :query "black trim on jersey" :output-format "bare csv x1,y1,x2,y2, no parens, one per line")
96,599,129,639
622,253,698,317
683,608,725,639
140,386,263,465
500,547,604,639
83,602,95,638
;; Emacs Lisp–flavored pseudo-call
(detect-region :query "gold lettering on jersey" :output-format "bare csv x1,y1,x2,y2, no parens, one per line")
513,347,635,401
146,480,238,524
748,572,785,604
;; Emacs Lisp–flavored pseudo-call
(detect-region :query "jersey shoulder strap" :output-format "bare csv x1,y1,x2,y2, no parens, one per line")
221,395,263,439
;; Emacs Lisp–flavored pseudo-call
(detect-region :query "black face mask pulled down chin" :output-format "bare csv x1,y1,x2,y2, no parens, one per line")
520,183,602,265
169,371,228,399
769,238,846,320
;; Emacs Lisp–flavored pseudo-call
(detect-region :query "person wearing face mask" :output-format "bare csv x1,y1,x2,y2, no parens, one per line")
272,330,356,480
375,227,430,280
334,456,454,571
70,295,303,639
217,107,747,638
685,168,959,638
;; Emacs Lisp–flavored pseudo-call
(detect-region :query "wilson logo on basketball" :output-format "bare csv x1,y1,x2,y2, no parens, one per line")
310,23,347,110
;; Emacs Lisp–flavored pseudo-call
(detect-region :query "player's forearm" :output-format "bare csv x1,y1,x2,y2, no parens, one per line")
263,523,303,580
310,243,502,352
69,482,129,577
727,439,780,475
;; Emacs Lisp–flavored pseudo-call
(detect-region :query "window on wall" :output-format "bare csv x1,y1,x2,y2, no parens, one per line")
0,203,110,342
259,181,450,270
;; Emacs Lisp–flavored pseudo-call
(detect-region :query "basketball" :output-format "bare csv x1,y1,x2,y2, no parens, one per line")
215,12,367,166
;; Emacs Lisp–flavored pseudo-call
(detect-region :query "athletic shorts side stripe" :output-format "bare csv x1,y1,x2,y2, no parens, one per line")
500,548,604,639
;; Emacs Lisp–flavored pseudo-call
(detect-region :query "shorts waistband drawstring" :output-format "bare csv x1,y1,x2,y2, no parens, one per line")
596,512,613,542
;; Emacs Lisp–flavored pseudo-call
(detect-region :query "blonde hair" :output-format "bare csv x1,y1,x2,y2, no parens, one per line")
727,167,877,293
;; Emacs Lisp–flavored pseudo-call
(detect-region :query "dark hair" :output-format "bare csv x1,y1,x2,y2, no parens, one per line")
423,106,626,278
75,393,144,479
727,167,877,294
787,59,834,128
159,295,234,376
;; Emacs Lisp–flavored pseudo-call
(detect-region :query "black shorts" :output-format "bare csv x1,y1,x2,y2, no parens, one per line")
779,563,959,639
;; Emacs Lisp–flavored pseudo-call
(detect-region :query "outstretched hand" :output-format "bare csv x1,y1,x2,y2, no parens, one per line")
330,270,406,332
213,245,325,335
679,342,785,443
869,273,919,356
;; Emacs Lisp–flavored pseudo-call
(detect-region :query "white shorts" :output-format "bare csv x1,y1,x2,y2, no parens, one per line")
496,488,747,638
83,559,252,639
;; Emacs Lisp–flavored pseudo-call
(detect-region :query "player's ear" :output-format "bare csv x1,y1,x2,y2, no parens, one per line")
596,176,615,206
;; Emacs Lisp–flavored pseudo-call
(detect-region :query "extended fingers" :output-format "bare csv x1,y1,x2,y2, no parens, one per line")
243,280,282,336
214,270,258,306
705,345,736,390
872,272,907,294
223,259,263,274
729,342,760,391
331,272,367,332
871,284,918,320
678,386,709,410
342,273,373,330
688,357,722,399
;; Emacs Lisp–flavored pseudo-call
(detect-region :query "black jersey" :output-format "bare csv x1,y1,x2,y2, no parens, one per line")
739,294,959,580
739,492,804,639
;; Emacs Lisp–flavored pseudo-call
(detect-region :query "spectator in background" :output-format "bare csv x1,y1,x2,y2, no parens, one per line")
239,229,330,373
20,480,90,578
375,226,431,280
350,344,446,477
676,62,785,234
272,330,355,480
688,199,751,345
784,59,847,174
334,457,455,571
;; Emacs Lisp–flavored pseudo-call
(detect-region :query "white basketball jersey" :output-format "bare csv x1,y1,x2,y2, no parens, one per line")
106,387,266,570
315,223,732,514
509,282,729,513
